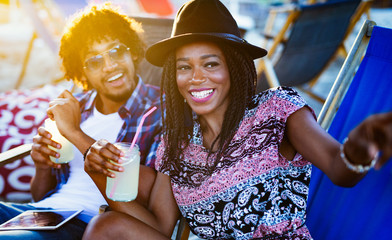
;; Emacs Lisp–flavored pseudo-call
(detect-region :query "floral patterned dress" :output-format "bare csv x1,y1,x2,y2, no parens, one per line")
156,87,315,239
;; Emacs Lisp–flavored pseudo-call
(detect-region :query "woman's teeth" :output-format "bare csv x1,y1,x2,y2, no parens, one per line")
108,73,123,82
191,89,213,99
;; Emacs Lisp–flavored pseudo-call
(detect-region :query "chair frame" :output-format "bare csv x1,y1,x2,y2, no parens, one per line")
338,0,373,57
0,143,32,167
318,19,376,129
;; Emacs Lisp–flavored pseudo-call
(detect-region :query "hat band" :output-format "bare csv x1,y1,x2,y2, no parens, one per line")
174,32,247,44
211,33,247,43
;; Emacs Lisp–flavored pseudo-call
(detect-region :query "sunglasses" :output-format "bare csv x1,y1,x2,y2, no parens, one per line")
83,44,130,72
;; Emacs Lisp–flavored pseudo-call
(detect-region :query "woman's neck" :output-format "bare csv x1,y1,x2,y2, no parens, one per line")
199,114,224,151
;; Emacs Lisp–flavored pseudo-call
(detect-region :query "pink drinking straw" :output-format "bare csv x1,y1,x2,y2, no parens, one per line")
109,106,157,199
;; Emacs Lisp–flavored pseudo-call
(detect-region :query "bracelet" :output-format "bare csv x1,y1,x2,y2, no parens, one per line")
340,137,378,174
83,145,93,161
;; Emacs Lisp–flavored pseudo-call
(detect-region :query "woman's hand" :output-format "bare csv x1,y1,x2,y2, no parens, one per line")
30,127,62,169
84,139,124,178
345,112,392,169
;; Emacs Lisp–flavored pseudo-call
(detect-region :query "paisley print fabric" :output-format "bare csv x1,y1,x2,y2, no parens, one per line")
156,87,315,239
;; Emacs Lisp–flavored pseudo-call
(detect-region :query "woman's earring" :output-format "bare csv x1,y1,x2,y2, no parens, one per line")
184,98,187,103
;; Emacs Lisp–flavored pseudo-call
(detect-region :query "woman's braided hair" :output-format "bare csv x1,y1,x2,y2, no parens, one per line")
160,41,257,173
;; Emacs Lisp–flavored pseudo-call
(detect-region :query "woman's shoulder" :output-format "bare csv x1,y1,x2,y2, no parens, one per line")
246,86,311,122
251,86,306,109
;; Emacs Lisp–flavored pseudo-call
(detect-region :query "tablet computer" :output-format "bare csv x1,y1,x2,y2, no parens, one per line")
0,209,83,231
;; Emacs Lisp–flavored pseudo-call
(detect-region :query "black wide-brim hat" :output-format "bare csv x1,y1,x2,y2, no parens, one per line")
146,0,267,67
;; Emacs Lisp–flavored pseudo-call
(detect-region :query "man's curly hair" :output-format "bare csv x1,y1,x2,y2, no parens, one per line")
59,3,146,90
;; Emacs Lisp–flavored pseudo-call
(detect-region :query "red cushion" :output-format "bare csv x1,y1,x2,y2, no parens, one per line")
0,84,65,202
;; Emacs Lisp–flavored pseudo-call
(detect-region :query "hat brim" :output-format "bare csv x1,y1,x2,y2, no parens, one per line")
146,33,267,67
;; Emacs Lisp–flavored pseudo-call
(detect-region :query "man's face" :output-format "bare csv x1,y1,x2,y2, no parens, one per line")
82,38,137,105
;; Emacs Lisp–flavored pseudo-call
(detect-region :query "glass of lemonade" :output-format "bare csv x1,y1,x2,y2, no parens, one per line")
44,119,74,164
106,143,140,202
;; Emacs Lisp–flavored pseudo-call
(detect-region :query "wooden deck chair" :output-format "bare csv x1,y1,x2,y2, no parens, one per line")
256,0,361,103
174,216,190,240
337,0,373,57
306,20,392,239
265,0,373,58
313,0,373,57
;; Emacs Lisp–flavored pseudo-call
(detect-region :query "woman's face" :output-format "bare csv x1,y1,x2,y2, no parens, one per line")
175,41,230,118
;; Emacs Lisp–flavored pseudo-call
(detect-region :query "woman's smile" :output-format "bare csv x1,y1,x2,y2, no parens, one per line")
189,88,215,103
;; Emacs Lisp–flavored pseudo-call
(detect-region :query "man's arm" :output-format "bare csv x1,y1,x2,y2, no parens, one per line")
30,127,62,201
30,90,95,201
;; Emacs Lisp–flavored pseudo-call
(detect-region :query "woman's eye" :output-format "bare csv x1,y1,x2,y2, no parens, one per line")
177,65,190,70
205,62,219,68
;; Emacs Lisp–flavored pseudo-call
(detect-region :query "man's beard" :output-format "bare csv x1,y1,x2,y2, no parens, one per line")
104,89,133,102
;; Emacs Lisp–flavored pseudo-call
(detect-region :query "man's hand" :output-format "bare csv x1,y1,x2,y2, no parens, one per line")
46,90,82,142
30,127,62,169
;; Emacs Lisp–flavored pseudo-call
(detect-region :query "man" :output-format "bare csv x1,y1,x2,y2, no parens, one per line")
0,3,162,239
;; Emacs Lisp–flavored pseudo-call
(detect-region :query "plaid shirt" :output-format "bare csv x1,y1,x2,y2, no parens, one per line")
52,77,163,192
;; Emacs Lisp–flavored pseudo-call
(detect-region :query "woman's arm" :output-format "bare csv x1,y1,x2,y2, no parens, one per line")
84,140,180,236
285,108,392,187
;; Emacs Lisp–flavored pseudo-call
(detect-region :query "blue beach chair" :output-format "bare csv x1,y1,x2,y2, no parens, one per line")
306,21,392,240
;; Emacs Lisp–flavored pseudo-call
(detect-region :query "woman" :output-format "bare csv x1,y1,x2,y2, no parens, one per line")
83,0,392,239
